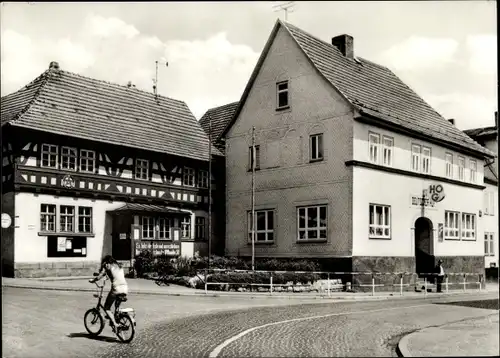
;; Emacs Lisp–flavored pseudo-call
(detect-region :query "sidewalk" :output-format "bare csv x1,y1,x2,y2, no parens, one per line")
2,276,498,300
398,312,499,357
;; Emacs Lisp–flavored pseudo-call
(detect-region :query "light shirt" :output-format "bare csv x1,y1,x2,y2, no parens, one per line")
439,265,445,276
107,263,128,294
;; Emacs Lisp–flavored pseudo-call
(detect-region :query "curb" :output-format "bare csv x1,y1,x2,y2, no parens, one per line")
396,334,413,357
3,283,497,300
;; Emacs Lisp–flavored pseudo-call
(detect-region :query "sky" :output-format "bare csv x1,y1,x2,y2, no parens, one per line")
0,1,497,129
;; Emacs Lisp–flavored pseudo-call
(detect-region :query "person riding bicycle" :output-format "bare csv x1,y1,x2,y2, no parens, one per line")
89,255,128,332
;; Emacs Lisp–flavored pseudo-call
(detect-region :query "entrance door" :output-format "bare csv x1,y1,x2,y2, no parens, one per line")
414,217,434,276
112,214,132,261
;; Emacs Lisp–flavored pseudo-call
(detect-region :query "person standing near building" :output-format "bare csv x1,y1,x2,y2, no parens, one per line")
435,259,445,293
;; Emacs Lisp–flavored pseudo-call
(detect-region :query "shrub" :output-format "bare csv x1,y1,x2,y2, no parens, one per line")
134,251,155,278
154,254,175,277
205,271,321,290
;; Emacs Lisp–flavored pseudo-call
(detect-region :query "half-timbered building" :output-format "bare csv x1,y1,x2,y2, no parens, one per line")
1,61,224,278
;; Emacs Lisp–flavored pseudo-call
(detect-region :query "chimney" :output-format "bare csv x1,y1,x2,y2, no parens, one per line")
49,61,60,70
332,34,354,59
127,81,132,88
448,118,455,126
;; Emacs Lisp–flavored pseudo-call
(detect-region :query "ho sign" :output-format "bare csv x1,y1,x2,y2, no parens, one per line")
428,184,445,203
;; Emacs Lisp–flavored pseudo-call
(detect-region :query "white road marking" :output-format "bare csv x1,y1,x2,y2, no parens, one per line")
208,303,432,357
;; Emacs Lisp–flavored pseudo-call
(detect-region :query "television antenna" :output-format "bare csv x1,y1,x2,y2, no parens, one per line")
272,1,295,22
153,59,168,96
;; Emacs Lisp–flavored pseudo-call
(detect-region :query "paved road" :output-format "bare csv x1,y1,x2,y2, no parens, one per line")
3,287,498,358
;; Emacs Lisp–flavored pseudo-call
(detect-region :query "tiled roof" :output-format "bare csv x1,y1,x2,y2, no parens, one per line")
1,66,222,161
199,101,238,154
484,164,498,183
110,203,191,214
463,126,497,139
222,20,494,158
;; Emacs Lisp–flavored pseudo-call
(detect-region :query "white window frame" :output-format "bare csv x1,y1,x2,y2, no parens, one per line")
183,167,195,187
248,209,275,243
181,216,191,238
40,204,56,232
248,145,260,170
485,232,495,256
141,216,155,239
80,149,96,173
41,144,58,168
197,170,209,189
276,80,289,109
382,136,393,166
422,146,431,174
461,212,476,240
411,144,421,172
469,159,477,183
369,204,391,239
60,146,77,171
457,156,465,181
445,153,453,179
368,132,380,164
60,205,75,233
297,205,327,241
78,206,93,233
444,211,460,240
135,159,149,180
158,217,171,240
310,133,324,161
195,217,206,240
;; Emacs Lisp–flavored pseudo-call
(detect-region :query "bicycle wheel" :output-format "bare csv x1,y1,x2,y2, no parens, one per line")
116,314,135,343
84,308,104,336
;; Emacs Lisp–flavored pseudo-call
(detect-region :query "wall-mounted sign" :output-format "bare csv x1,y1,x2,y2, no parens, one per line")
1,213,12,229
119,233,127,240
61,175,76,189
438,223,444,242
428,184,445,203
411,196,436,208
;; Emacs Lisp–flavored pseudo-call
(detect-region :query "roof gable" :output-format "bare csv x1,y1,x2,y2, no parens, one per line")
222,19,493,158
199,101,239,142
2,67,222,160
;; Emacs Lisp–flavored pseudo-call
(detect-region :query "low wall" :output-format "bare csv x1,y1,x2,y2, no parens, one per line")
14,261,101,278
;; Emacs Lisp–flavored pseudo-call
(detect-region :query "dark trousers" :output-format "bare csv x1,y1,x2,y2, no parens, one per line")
436,275,444,292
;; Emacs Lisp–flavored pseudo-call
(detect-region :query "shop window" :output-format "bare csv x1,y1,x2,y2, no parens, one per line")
47,236,87,257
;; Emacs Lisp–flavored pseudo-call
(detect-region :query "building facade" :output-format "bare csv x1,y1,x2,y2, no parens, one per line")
221,20,495,283
1,62,224,278
464,116,499,271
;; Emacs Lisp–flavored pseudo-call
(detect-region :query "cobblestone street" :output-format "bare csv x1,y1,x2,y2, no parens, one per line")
3,287,498,358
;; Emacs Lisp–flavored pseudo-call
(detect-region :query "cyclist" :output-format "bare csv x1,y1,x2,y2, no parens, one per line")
89,255,128,332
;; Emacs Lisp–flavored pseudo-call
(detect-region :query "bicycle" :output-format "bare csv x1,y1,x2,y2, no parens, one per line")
83,273,137,343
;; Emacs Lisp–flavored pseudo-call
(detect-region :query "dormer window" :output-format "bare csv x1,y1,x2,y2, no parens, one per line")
276,81,289,110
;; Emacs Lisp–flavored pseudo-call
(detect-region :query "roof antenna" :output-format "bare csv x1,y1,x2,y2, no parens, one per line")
152,59,169,97
272,1,295,22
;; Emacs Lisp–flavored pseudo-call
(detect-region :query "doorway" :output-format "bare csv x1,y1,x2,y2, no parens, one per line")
414,217,434,276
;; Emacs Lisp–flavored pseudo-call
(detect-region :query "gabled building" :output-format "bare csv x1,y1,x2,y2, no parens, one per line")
464,113,499,271
1,62,225,278
221,19,495,285
199,101,239,153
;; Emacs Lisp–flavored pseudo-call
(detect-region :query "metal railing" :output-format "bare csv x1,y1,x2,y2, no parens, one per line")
198,269,484,297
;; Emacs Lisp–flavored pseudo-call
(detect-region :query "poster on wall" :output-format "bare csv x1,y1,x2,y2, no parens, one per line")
66,238,72,250
57,237,66,252
119,233,127,240
438,223,444,242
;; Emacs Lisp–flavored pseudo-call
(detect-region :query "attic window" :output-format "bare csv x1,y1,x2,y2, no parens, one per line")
276,81,289,110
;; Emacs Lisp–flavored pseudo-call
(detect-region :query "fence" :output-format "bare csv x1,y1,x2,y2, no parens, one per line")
198,268,484,297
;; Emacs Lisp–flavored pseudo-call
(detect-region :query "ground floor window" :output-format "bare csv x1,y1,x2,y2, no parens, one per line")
141,216,155,239
485,233,495,256
248,209,274,242
47,236,87,257
369,204,391,239
297,205,327,241
444,211,460,240
461,213,476,240
195,217,206,240
40,204,93,234
158,218,171,239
